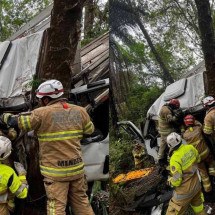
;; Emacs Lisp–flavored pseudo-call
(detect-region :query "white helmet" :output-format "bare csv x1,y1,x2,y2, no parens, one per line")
0,136,12,160
36,80,64,99
167,132,182,148
203,96,215,107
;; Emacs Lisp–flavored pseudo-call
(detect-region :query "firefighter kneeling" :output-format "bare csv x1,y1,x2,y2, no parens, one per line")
0,136,28,215
166,132,206,215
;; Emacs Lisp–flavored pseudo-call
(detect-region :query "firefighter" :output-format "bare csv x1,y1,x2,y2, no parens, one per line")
166,132,206,215
158,98,182,165
0,115,19,213
132,143,146,169
0,136,28,215
183,114,215,192
202,96,215,147
2,79,95,215
0,116,17,141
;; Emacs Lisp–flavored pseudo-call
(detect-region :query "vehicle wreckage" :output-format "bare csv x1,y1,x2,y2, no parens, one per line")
0,7,109,214
116,62,215,214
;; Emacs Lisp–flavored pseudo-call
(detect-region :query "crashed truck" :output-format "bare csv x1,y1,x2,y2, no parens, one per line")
0,7,109,215
117,62,215,214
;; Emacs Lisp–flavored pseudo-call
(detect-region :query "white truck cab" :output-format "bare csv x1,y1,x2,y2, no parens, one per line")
118,65,206,162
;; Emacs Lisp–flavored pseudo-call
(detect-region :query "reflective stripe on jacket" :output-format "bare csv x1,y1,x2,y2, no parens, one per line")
169,144,201,200
18,99,94,181
0,164,28,203
203,107,215,135
158,105,176,136
183,121,210,161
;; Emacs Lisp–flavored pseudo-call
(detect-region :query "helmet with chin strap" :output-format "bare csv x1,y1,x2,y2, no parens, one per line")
169,99,180,109
36,80,64,99
167,132,182,149
184,114,195,127
0,136,12,161
202,96,215,107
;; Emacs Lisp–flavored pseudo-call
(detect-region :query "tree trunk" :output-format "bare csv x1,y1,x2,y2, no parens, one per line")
41,0,86,96
113,0,175,86
110,42,120,135
194,0,215,96
84,0,95,39
135,18,174,86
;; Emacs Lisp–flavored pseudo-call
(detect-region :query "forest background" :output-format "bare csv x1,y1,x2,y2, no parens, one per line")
110,0,215,175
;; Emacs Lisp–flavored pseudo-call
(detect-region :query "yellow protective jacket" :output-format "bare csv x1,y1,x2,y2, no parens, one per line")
183,120,210,161
158,105,176,136
203,107,215,137
0,163,28,203
169,144,201,200
18,99,94,181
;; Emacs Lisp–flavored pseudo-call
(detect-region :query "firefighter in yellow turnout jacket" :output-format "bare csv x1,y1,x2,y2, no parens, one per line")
183,115,215,192
166,132,206,215
3,80,95,215
158,99,182,164
203,96,215,145
0,136,28,215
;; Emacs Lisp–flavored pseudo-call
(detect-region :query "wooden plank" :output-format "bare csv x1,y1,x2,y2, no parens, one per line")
73,59,108,86
81,33,109,56
82,49,108,69
82,44,109,65
88,51,109,71
31,17,51,33
89,60,109,80
81,32,108,52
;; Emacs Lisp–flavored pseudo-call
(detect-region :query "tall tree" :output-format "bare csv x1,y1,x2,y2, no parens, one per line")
110,0,175,86
194,0,215,96
84,0,95,38
40,0,86,96
82,0,109,45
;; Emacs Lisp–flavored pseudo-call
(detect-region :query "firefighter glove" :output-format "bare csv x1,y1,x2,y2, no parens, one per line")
167,176,173,187
0,114,6,127
2,113,13,125
14,162,27,176
174,109,183,119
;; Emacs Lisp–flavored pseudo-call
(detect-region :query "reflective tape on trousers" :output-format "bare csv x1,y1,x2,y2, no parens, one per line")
40,162,85,177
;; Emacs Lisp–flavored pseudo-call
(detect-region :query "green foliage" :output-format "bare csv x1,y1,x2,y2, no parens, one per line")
124,83,164,125
119,40,146,64
28,76,42,89
81,28,108,47
110,137,134,176
0,0,53,41
110,0,203,86
81,0,109,47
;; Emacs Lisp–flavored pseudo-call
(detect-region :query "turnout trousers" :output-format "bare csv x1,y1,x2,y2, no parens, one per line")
44,176,94,215
198,162,212,192
166,190,206,215
158,135,168,160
